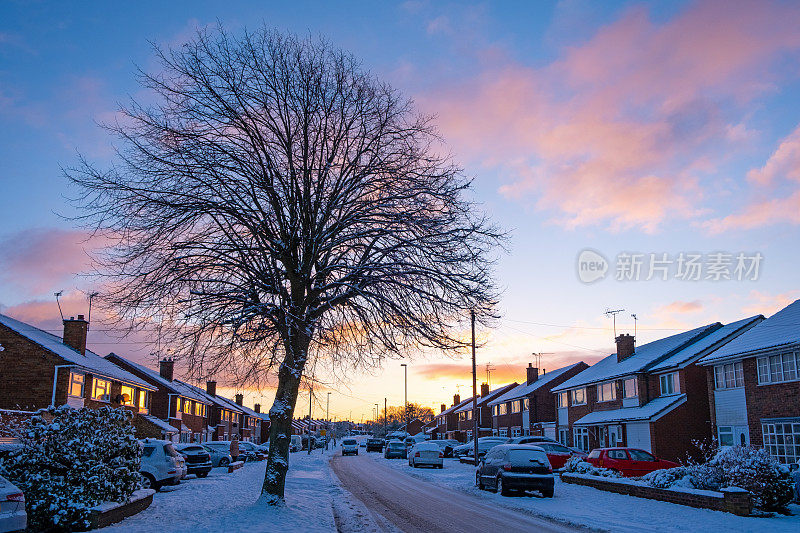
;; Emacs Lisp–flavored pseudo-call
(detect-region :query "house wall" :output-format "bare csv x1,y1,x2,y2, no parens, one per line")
742,356,800,446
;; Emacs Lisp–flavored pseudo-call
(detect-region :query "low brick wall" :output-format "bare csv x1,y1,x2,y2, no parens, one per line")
228,460,245,473
561,473,752,516
89,489,155,529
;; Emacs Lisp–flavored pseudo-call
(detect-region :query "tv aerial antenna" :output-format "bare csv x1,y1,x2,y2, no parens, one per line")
604,308,625,338
54,291,64,320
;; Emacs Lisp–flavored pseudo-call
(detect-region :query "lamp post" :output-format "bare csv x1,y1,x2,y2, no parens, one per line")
400,363,408,434
326,392,331,451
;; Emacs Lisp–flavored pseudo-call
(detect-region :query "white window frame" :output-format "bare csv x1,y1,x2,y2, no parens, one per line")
597,381,616,402
717,425,734,447
68,372,85,398
714,362,744,389
623,377,638,398
761,420,800,464
557,392,568,408
558,428,569,446
498,428,508,437
757,352,800,385
659,372,679,396
573,426,589,452
511,427,522,438
120,384,135,405
570,388,586,406
91,377,111,402
138,389,149,414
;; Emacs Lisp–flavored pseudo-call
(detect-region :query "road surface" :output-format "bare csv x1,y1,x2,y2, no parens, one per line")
331,453,579,533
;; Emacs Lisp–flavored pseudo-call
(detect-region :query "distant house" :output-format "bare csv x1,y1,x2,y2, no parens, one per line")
435,394,472,441
0,314,157,432
551,316,762,462
698,300,800,464
488,362,588,439
105,353,213,443
454,382,518,441
178,381,245,441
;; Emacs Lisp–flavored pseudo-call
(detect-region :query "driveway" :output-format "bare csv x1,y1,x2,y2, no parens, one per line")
331,453,578,533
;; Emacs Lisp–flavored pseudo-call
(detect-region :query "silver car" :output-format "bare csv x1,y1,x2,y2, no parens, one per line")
202,443,233,467
408,441,444,468
0,475,26,532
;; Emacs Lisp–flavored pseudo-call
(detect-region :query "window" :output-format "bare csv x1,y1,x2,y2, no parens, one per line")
511,427,521,438
714,362,744,389
557,392,568,408
718,426,734,447
523,398,530,411
511,401,521,413
498,428,508,437
597,382,616,402
659,372,679,396
570,388,586,405
194,402,203,416
558,428,569,446
91,378,111,401
466,430,473,440
498,403,507,415
573,427,589,452
623,377,638,398
138,389,149,413
762,420,800,464
120,385,135,405
68,372,85,398
629,449,655,461
757,352,800,384
608,449,628,460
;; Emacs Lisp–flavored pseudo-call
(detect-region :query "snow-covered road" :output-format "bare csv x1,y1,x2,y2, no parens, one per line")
331,452,579,533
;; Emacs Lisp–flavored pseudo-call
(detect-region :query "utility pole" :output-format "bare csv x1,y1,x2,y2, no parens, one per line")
471,309,478,463
326,392,331,452
384,397,387,437
307,386,312,455
401,363,408,434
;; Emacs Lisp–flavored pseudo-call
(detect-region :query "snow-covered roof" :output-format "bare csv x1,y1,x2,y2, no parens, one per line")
0,313,154,389
649,315,763,371
437,397,474,418
699,300,800,364
105,353,211,404
488,363,583,406
143,415,179,434
573,394,686,426
178,381,245,413
553,323,721,392
454,383,517,413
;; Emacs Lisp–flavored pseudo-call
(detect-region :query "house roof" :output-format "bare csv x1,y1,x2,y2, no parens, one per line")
454,383,517,413
437,397,475,418
142,415,180,434
649,315,763,371
699,300,800,364
552,322,722,392
0,313,154,390
178,381,245,413
105,353,211,404
573,394,687,426
488,363,584,406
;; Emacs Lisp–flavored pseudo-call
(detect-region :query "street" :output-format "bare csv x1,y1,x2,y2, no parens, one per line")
331,453,579,533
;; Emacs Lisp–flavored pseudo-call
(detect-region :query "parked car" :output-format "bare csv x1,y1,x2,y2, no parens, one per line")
534,441,587,470
175,443,213,478
476,444,554,497
139,439,187,490
507,436,557,445
237,441,267,461
204,441,247,462
342,438,359,456
290,435,302,452
384,440,408,459
453,437,508,458
408,442,444,468
366,438,384,452
0,475,26,533
585,448,679,477
201,443,233,467
430,439,460,458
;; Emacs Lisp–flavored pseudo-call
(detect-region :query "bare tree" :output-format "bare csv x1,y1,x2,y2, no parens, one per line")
66,27,502,502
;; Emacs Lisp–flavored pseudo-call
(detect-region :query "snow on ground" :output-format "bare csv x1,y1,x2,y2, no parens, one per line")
364,452,800,533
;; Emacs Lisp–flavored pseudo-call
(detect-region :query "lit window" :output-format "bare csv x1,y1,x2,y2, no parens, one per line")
659,373,679,396
92,378,111,401
138,390,149,413
714,362,744,389
557,392,568,408
194,402,203,416
120,385,135,405
68,372,85,398
623,377,638,398
597,382,616,402
757,353,799,384
498,403,507,415
570,388,586,405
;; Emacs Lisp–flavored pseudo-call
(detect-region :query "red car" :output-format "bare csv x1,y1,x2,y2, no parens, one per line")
585,447,679,477
534,442,587,470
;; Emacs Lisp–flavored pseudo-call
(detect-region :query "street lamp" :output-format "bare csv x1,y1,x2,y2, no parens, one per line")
400,363,408,434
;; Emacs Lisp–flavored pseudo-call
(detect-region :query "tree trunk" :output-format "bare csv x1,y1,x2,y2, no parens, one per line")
260,330,310,503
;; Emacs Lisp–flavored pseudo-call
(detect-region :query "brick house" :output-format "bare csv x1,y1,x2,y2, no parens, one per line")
489,362,588,439
435,394,472,441
698,299,800,464
0,313,157,430
178,381,245,441
551,316,762,463
454,382,517,441
231,394,265,443
253,404,271,443
105,353,213,443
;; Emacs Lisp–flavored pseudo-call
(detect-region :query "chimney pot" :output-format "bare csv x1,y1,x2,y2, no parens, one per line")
159,359,174,381
527,364,539,385
453,394,460,406
206,381,217,396
616,334,636,362
254,403,261,413
480,382,490,398
440,403,446,413
235,393,243,406
77,314,84,320
62,316,88,355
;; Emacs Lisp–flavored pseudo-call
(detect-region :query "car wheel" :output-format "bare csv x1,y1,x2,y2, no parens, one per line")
542,488,554,498
477,472,485,490
140,473,159,491
219,458,230,467
197,472,209,478
497,475,508,496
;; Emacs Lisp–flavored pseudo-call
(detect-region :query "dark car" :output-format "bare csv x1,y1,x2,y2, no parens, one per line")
476,444,554,497
175,444,213,478
384,440,408,459
585,447,679,477
457,437,510,463
430,439,460,458
366,438,384,453
453,437,508,458
507,436,557,445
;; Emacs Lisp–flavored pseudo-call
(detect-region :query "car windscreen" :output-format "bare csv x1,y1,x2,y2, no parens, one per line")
587,450,601,459
181,446,204,452
343,439,357,445
508,449,549,466
388,442,404,449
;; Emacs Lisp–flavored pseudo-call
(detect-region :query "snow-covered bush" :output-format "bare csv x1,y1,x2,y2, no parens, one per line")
709,446,794,511
562,456,622,478
642,466,690,488
0,405,142,531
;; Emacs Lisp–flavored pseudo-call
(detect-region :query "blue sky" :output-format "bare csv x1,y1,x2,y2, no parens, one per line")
2,0,800,419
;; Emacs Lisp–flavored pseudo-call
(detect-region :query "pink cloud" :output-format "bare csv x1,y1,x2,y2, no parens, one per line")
658,300,705,315
741,290,800,316
747,125,800,186
420,0,800,232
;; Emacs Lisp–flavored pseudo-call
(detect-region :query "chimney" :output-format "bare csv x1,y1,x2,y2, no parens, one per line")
440,403,446,413
527,363,539,385
480,382,489,398
206,381,217,396
159,358,174,381
616,334,636,362
254,404,261,413
453,394,460,406
62,315,88,355
235,393,243,406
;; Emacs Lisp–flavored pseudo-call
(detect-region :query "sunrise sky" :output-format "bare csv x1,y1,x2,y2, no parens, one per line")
2,0,800,421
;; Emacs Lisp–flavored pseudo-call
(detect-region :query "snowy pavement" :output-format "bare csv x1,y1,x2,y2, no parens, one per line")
360,451,800,533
